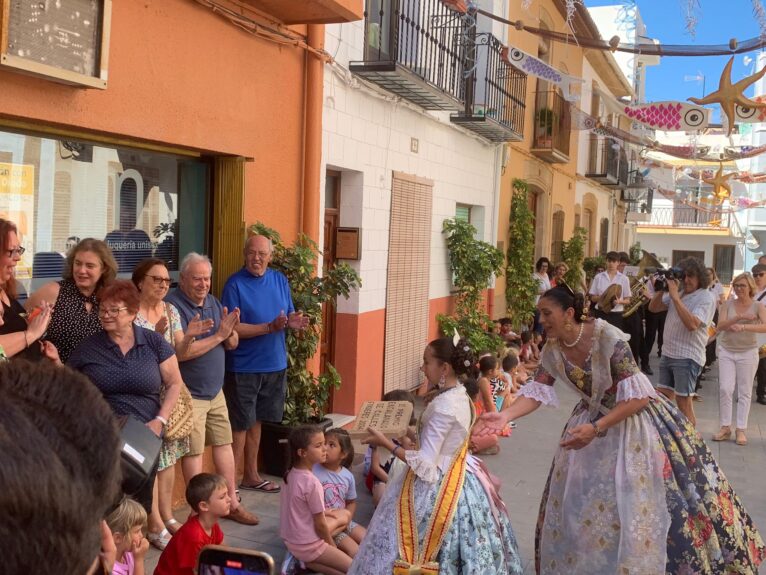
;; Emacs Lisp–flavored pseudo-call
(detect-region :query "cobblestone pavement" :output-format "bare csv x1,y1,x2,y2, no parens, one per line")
144,349,766,574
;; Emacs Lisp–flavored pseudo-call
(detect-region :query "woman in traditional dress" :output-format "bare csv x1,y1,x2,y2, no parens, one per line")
352,337,523,575
479,284,765,574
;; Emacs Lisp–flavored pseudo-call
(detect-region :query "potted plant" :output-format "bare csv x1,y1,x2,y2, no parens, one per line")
248,222,362,476
535,107,556,148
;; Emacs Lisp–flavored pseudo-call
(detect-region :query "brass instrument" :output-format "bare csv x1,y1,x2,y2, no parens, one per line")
598,284,623,313
622,251,663,318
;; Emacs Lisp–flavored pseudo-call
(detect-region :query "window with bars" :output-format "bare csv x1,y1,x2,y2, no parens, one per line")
713,245,735,285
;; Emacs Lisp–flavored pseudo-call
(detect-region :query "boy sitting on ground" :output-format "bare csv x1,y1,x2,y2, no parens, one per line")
154,473,230,575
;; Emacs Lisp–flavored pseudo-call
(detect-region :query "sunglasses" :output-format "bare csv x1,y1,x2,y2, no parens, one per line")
754,272,766,278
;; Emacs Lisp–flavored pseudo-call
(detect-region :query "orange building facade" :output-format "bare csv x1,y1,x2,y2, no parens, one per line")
0,0,361,294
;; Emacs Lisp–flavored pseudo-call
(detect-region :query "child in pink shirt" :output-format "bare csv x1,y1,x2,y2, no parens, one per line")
280,425,352,575
105,497,149,575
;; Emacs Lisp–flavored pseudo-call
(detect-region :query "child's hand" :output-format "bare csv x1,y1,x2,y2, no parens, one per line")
133,537,150,558
399,436,414,450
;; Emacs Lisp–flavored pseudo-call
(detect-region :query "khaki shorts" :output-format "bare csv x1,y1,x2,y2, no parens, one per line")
188,390,233,456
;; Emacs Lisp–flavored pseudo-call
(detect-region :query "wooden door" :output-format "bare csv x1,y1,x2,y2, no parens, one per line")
320,172,340,398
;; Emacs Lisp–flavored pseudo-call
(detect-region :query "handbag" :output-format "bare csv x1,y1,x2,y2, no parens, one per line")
160,303,194,441
118,414,162,493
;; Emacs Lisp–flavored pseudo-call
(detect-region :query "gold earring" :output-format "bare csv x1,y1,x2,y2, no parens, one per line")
565,321,573,331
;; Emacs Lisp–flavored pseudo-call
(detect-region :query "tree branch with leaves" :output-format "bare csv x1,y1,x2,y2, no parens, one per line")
505,179,539,332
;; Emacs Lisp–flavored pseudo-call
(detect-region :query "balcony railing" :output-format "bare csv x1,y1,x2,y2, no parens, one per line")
350,0,465,110
641,206,732,228
449,34,526,142
585,136,619,184
531,90,571,163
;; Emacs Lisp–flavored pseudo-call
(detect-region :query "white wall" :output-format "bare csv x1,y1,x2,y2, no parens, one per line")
322,21,500,315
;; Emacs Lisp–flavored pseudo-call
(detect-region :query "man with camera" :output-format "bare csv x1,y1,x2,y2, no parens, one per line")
648,257,716,426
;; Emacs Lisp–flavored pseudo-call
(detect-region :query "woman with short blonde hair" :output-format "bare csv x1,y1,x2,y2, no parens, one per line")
713,272,766,445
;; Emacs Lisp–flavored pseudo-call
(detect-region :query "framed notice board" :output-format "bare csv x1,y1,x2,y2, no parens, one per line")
0,0,112,89
336,227,360,260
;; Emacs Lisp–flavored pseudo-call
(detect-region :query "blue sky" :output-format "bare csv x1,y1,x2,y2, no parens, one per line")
584,0,762,120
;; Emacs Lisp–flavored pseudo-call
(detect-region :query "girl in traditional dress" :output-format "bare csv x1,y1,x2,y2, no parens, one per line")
480,284,765,574
351,337,523,575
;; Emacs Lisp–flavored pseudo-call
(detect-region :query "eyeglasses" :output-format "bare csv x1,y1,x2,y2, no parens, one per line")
733,284,748,289
247,251,271,259
754,272,766,278
145,275,171,286
5,246,25,258
98,306,128,317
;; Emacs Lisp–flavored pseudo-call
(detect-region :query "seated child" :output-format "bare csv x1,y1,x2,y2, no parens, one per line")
281,425,352,575
478,355,509,413
313,428,367,558
501,353,523,398
464,377,499,455
106,497,149,575
364,389,415,507
519,331,539,370
154,473,229,575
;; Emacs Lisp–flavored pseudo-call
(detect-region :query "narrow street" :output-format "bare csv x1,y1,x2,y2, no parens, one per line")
144,347,766,574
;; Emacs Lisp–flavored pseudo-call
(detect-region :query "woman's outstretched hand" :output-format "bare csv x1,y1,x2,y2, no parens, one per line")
474,411,508,436
559,423,596,450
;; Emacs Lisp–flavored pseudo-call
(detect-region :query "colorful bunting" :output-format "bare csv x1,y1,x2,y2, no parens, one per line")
500,46,584,101
622,101,709,131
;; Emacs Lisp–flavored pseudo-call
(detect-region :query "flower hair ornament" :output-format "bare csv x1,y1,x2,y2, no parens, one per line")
453,329,461,346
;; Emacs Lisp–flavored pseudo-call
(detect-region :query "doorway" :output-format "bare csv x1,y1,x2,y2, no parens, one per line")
321,170,341,393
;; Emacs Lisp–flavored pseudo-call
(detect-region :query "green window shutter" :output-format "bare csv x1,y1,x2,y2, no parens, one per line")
455,204,471,223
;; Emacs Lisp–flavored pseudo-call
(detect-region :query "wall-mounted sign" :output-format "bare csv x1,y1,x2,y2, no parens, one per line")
335,227,360,260
0,0,112,89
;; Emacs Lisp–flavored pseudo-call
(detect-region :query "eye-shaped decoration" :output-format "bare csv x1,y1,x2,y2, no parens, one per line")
509,48,523,62
735,103,757,120
684,108,706,127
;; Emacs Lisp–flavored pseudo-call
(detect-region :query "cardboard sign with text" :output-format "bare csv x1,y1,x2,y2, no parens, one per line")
348,401,414,439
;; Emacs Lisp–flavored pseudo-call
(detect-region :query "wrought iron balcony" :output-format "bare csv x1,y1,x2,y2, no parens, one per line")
531,90,571,163
585,136,620,185
350,0,465,110
640,206,731,228
449,34,526,142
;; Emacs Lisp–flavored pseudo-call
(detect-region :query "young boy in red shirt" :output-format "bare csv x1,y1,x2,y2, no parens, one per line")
154,473,230,575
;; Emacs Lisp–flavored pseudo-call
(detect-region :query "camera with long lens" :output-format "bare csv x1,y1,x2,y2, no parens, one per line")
653,266,686,291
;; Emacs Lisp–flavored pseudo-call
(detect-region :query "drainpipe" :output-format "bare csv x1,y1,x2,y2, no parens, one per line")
301,24,325,245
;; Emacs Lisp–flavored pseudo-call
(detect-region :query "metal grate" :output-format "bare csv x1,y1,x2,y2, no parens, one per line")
383,172,433,392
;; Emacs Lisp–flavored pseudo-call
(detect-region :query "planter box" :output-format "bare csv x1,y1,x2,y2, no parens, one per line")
258,418,334,477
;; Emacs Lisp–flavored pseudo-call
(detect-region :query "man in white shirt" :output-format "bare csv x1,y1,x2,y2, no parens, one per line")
752,263,766,405
648,257,716,426
588,251,632,332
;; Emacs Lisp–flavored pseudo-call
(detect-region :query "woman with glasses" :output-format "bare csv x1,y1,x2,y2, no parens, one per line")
131,257,207,549
63,279,183,516
711,272,766,446
27,238,117,363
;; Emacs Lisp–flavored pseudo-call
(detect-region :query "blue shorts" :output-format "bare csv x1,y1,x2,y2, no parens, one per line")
223,370,287,430
657,356,702,397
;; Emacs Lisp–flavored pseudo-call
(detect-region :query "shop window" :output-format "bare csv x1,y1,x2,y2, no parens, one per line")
0,129,209,296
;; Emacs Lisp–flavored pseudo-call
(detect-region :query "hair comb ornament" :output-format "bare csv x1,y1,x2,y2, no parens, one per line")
453,329,461,347
558,281,575,297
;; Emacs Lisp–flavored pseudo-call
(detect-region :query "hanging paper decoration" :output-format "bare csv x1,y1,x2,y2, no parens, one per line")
622,101,710,131
689,56,766,136
753,0,766,41
734,95,766,123
500,46,584,101
702,163,735,200
682,0,702,38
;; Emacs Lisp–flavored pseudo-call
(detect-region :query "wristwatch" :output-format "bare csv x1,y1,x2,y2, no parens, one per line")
590,420,607,438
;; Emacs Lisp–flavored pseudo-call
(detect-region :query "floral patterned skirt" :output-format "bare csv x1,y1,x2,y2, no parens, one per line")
536,396,765,574
158,435,190,471
349,456,523,575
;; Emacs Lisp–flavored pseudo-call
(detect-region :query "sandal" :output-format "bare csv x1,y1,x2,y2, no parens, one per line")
712,427,731,442
239,479,281,493
147,528,172,550
164,518,181,534
736,429,748,446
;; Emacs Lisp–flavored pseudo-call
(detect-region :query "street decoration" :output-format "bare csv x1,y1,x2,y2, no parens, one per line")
622,101,710,131
701,163,735,201
500,46,583,101
688,56,766,135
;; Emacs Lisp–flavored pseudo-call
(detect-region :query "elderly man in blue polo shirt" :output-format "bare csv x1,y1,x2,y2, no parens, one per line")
165,252,258,525
222,234,308,493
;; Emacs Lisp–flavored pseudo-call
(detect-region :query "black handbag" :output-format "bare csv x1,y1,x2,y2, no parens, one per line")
117,415,162,494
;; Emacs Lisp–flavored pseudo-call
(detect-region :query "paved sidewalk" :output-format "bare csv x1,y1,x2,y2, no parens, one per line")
144,349,766,574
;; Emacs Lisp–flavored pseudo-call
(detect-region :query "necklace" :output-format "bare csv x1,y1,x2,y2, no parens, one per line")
561,322,584,348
